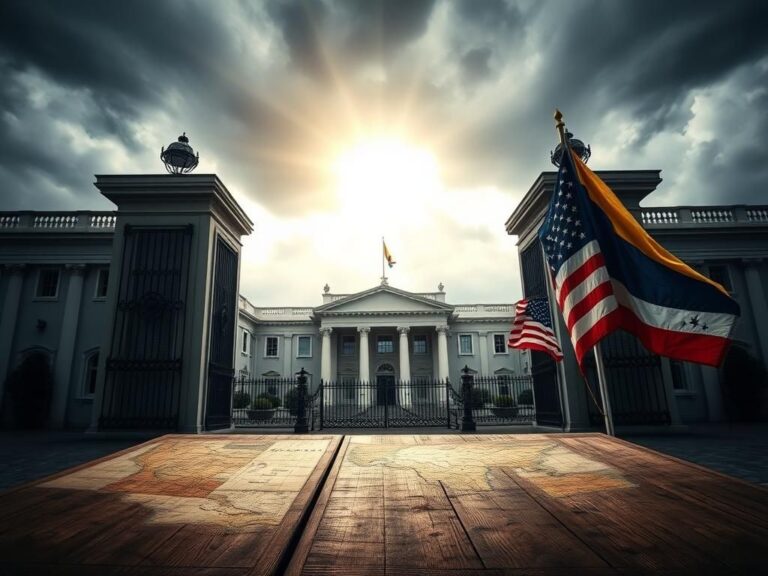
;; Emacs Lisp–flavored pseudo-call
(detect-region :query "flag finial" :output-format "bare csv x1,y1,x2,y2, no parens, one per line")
553,109,567,146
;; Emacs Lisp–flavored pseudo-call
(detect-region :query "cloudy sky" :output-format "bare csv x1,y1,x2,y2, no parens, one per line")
1,0,766,306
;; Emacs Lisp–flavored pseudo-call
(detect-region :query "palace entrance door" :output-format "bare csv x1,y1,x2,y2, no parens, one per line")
376,375,396,405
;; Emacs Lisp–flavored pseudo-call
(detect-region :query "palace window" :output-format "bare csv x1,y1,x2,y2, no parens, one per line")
670,360,689,392
242,330,251,355
341,335,356,355
493,334,507,354
458,334,474,355
265,336,279,358
94,268,109,299
297,335,312,358
83,352,99,397
36,268,60,298
413,334,428,355
377,335,394,354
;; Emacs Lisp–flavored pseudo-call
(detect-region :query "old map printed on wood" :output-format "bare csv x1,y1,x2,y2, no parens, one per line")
0,435,341,576
1,433,767,575
287,434,768,576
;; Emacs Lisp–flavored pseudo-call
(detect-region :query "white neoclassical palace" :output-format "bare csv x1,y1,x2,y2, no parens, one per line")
236,282,526,391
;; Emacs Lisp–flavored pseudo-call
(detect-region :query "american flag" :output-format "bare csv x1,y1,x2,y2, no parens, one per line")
507,297,563,361
539,147,615,365
538,142,740,369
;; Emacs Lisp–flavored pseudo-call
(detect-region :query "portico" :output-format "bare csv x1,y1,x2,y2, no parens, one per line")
313,285,455,386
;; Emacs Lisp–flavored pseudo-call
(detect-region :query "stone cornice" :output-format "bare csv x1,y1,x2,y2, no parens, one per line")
319,310,452,317
314,283,454,313
95,174,254,237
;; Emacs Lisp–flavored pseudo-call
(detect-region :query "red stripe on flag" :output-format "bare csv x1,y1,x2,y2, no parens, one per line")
556,252,606,309
565,280,614,332
614,306,731,367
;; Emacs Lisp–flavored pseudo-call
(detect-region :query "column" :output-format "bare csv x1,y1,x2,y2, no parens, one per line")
282,334,293,378
744,259,768,365
50,264,87,428
398,327,411,407
398,327,411,382
358,327,370,407
0,265,25,407
436,325,450,381
320,327,333,406
478,330,489,376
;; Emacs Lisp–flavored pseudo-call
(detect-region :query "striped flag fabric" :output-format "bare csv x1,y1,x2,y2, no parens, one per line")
538,145,740,368
508,297,564,361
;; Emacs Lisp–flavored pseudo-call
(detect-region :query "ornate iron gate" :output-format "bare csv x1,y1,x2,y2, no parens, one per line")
520,240,563,427
319,379,450,428
584,331,671,427
101,226,192,429
205,237,239,430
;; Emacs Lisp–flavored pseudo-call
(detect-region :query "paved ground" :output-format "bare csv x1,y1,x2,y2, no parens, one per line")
1,423,767,491
0,430,156,492
622,422,768,486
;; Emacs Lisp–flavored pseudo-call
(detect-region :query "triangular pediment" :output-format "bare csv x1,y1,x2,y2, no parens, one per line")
314,285,453,315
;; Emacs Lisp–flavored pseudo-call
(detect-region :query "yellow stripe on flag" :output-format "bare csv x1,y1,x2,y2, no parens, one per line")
571,154,730,297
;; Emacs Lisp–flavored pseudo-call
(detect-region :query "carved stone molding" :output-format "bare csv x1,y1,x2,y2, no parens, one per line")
65,263,87,275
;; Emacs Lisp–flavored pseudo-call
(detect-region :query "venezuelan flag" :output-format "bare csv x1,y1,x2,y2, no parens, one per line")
383,240,396,268
540,147,740,367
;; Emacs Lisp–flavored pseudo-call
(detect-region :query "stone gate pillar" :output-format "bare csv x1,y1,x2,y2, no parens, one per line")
89,174,253,433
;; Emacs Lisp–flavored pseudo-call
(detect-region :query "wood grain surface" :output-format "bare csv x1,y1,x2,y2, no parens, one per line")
1,433,766,576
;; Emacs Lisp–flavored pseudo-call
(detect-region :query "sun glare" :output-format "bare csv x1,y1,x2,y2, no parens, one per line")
334,137,440,225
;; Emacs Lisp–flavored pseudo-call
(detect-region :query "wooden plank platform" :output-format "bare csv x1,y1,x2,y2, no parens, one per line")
285,433,768,576
0,434,343,576
1,433,767,575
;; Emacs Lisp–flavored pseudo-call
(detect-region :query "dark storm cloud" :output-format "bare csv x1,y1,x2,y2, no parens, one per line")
439,0,768,204
545,0,768,134
267,0,330,79
0,1,239,148
0,0,767,214
460,47,493,85
341,0,437,58
455,0,523,31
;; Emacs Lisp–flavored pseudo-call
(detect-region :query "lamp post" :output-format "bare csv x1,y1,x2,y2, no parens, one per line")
294,367,310,433
460,365,476,432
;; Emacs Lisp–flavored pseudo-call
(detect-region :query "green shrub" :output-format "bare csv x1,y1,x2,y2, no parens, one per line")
494,395,517,408
284,388,300,415
517,389,533,405
250,398,275,410
257,393,282,408
470,388,491,408
233,391,250,409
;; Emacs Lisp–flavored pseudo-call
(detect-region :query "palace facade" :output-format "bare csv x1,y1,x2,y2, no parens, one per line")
236,283,526,391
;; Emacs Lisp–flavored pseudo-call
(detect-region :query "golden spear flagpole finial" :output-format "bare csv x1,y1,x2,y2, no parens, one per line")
554,109,568,147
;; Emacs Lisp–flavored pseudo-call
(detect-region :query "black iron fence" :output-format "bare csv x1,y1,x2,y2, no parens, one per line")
450,375,536,428
583,332,671,428
232,376,315,428
230,374,536,430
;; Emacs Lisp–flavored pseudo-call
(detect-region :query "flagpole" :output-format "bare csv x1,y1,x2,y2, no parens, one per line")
554,109,615,436
381,237,386,285
593,341,615,435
